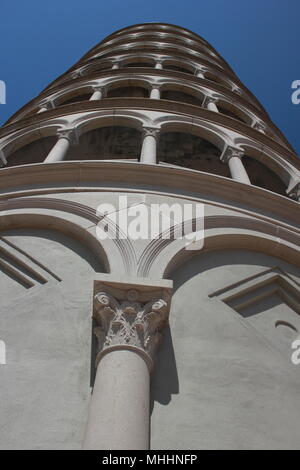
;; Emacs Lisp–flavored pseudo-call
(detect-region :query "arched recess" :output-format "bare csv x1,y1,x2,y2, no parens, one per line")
0,212,109,274
6,135,57,167
0,222,105,449
137,218,300,279
81,61,112,75
125,61,154,68
106,86,148,98
65,125,142,161
204,71,232,90
57,92,91,106
150,245,300,449
163,63,194,75
161,88,204,107
243,156,288,196
157,130,229,177
217,101,250,124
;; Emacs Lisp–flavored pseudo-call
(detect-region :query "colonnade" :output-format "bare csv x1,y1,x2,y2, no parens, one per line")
43,124,251,184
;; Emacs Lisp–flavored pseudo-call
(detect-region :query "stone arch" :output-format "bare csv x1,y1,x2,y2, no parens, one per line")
160,83,204,107
80,60,112,75
237,141,293,187
105,78,151,98
3,122,68,167
157,118,229,155
243,156,288,196
216,99,252,125
0,211,109,273
55,86,92,106
66,114,144,162
157,130,226,176
0,200,137,276
138,220,300,279
122,56,155,68
204,71,232,90
95,44,219,68
74,112,145,136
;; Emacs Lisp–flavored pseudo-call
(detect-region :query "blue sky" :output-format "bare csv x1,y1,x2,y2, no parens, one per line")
0,0,299,154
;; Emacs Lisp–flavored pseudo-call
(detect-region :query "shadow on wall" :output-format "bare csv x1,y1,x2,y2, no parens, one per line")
150,325,179,412
171,249,300,294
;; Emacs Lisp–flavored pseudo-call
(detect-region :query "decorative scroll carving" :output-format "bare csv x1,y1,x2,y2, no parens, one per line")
93,290,168,369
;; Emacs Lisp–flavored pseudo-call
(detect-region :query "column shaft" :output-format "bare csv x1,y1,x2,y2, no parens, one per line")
140,134,157,164
90,89,103,101
228,156,251,184
37,106,48,113
44,137,70,163
150,87,160,99
207,100,219,112
83,350,150,450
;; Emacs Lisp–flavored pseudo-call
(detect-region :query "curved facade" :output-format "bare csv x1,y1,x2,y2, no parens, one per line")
0,23,300,450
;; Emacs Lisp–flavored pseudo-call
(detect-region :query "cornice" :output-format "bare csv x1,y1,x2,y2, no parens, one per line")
0,161,299,227
77,46,235,81
5,70,270,128
1,98,298,167
82,37,229,71
85,23,228,66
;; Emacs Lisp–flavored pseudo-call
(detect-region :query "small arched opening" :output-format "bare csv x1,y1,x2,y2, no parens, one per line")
106,86,148,98
161,89,203,107
7,136,57,167
65,126,142,161
243,156,287,196
157,131,228,176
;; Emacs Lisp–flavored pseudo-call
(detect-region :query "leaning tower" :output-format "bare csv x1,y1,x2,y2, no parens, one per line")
0,23,300,450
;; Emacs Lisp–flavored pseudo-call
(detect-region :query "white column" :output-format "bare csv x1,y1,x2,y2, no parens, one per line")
84,350,150,450
140,127,160,164
221,147,251,184
253,121,266,134
196,69,205,79
288,182,300,202
150,85,161,99
205,97,219,112
155,60,163,70
44,129,77,163
37,101,53,113
82,285,171,450
90,86,104,101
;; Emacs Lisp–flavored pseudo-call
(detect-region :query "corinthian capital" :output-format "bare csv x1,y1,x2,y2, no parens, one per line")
92,276,172,370
57,128,78,145
142,126,160,140
221,146,244,164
